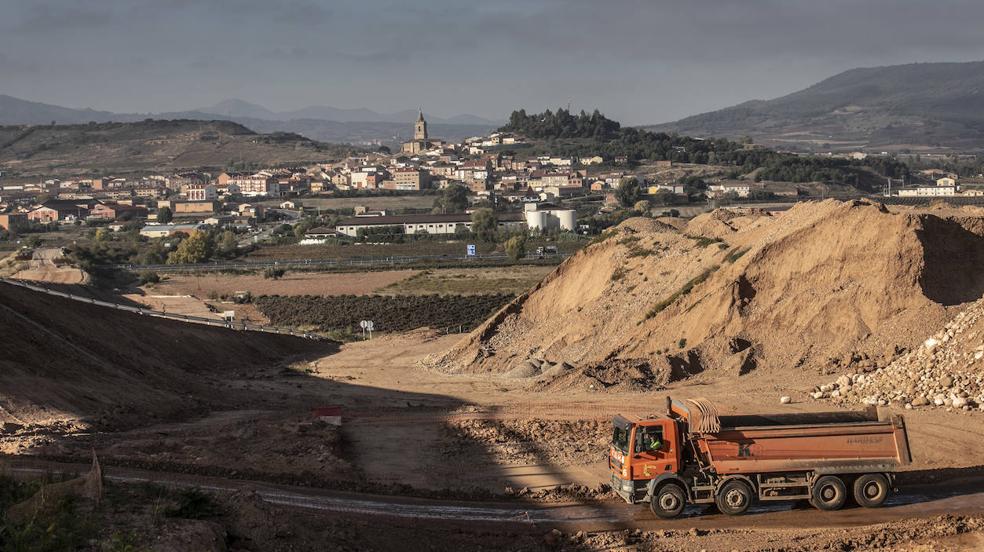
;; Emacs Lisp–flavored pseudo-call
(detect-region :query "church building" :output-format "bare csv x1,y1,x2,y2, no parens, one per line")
401,111,443,154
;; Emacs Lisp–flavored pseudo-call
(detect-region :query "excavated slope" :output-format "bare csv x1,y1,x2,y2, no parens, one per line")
0,282,334,429
434,200,984,390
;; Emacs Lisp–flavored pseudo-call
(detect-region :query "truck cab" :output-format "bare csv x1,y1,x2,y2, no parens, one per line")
609,415,681,503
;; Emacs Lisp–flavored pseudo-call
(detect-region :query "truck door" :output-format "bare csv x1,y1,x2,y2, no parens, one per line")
631,421,678,480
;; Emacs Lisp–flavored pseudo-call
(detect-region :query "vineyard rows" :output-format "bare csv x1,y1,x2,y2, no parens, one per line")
255,293,515,333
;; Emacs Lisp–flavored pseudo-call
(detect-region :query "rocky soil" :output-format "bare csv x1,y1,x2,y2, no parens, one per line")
815,295,984,412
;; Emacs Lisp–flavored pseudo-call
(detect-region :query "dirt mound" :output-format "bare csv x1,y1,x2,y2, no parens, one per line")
814,294,984,411
0,282,334,430
433,200,984,390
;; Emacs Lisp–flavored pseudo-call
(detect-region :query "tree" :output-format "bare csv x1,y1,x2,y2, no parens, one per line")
433,184,470,214
263,267,286,280
504,234,527,261
157,206,173,224
616,178,642,207
216,230,238,259
138,271,160,285
94,227,110,242
633,199,651,214
166,231,212,264
470,208,497,243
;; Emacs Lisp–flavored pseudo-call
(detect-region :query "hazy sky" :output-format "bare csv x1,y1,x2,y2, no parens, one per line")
3,0,984,124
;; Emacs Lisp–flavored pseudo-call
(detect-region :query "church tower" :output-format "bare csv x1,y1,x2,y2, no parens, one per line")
414,110,428,141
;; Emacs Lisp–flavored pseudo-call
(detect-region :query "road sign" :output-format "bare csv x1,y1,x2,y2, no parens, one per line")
360,320,375,339
360,320,368,329
467,244,476,256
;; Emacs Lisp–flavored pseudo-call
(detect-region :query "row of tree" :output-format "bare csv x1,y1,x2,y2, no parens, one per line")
499,109,912,187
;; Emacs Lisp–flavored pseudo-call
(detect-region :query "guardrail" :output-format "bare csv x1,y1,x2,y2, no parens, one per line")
0,278,324,341
112,252,569,273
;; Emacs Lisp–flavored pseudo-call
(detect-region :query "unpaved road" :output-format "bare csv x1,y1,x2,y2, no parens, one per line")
5,458,984,533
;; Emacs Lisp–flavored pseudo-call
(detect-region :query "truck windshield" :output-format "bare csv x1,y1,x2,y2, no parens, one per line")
612,426,631,453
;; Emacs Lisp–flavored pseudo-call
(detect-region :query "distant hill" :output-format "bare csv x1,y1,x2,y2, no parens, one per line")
646,61,984,152
0,119,358,177
0,94,497,145
0,94,119,126
195,98,502,126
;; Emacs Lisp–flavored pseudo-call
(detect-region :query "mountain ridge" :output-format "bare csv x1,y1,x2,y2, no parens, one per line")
645,61,984,151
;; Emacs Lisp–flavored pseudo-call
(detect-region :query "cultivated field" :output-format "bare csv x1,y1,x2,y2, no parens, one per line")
378,266,554,295
149,269,420,298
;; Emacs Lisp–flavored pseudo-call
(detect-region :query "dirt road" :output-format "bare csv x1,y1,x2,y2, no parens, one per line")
5,458,984,533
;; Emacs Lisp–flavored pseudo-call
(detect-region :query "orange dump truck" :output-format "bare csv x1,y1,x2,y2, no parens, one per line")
609,397,912,518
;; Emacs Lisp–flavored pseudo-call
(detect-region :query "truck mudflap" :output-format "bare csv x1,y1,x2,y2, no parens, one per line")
611,473,643,504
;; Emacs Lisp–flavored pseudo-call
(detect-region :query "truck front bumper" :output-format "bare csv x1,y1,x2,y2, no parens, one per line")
611,473,645,504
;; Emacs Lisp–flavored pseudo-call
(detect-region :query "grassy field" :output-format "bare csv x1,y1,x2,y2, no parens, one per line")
378,266,553,296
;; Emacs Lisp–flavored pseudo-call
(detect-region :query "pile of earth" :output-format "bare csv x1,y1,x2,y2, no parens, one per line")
431,200,984,391
0,281,335,433
814,294,984,411
442,417,609,467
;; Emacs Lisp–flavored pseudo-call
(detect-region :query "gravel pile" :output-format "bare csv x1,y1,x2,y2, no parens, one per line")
813,299,984,411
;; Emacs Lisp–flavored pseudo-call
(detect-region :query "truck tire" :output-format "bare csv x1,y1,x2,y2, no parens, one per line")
853,474,889,508
812,475,847,511
716,480,753,516
650,483,686,519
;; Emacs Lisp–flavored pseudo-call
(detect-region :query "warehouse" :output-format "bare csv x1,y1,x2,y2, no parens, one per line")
333,212,526,238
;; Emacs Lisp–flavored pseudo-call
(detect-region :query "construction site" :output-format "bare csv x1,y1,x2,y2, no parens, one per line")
3,199,984,551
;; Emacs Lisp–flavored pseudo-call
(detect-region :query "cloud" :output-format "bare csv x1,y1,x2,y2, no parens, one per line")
3,0,984,122
0,52,38,75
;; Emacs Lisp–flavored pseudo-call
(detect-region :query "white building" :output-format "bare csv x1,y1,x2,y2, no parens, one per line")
707,184,751,198
334,212,526,238
897,185,957,197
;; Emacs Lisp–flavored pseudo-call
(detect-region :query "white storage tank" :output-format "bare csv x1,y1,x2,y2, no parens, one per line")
525,210,547,231
554,209,576,231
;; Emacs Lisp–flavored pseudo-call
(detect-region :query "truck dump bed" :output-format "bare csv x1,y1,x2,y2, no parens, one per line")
673,399,912,474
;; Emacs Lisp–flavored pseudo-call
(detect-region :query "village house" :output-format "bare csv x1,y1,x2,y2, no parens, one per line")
0,212,27,231
89,203,149,221
28,200,97,223
229,172,280,197
139,223,206,238
184,183,217,202
707,183,752,198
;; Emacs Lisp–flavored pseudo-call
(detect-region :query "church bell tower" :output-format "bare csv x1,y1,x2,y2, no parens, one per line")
414,109,428,141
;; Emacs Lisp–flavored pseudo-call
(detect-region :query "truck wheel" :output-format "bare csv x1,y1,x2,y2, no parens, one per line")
853,474,889,508
812,476,847,511
650,483,686,519
716,480,753,516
